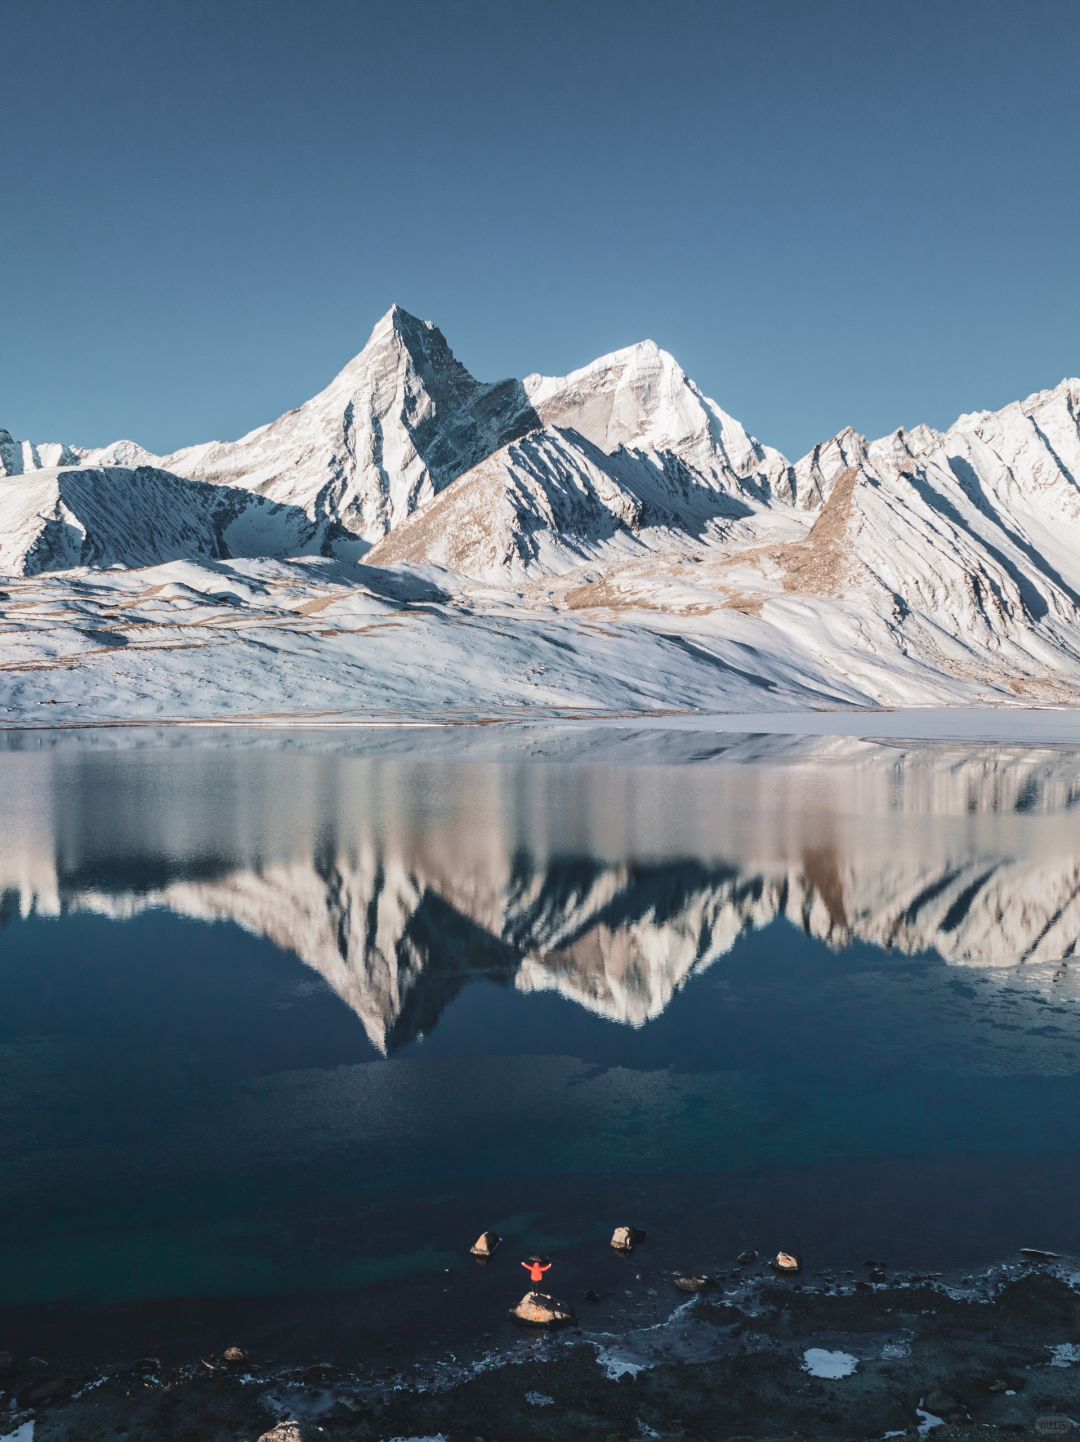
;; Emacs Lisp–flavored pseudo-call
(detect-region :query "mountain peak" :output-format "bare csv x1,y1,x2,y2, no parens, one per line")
347,304,468,393
370,302,431,343
521,335,791,498
524,337,684,397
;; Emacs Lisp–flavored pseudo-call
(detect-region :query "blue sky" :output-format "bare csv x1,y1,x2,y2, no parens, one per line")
2,0,1078,459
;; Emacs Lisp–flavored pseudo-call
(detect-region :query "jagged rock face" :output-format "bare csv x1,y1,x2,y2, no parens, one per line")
790,382,1080,663
0,427,82,476
161,306,541,544
0,465,316,576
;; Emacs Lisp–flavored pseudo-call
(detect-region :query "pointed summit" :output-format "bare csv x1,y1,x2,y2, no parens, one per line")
364,302,443,356
339,304,493,421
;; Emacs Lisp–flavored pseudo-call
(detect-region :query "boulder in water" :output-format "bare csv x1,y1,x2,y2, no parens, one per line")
470,1230,501,1258
611,1225,646,1252
223,1345,247,1364
511,1290,577,1327
673,1274,713,1293
773,1250,801,1273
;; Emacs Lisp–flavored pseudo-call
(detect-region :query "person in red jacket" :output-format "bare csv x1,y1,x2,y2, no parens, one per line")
522,1256,552,1284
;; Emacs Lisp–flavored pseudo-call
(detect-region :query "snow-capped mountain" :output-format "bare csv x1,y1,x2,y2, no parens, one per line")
0,307,795,553
0,464,316,575
81,438,161,470
159,305,541,545
2,305,1078,722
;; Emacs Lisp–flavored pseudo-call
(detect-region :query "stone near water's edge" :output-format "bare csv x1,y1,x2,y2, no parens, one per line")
511,1290,577,1327
223,1345,247,1363
674,1275,713,1292
8,1271,1080,1439
773,1249,802,1273
258,1422,309,1442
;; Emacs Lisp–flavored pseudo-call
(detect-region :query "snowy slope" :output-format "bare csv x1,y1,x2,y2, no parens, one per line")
524,339,793,501
0,465,317,576
367,425,762,577
0,554,858,723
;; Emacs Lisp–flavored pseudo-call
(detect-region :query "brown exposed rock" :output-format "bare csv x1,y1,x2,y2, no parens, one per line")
777,466,862,597
611,1225,647,1252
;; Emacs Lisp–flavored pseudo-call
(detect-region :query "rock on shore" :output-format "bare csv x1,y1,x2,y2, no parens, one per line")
510,1291,577,1327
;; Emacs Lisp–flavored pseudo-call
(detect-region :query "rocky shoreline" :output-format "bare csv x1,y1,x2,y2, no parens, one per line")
5,1258,1080,1441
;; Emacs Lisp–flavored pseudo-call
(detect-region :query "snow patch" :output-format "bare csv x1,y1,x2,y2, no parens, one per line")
802,1348,858,1378
916,1403,947,1435
0,1422,35,1442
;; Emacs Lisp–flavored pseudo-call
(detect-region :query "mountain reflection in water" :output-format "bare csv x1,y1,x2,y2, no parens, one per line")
2,726,1078,1052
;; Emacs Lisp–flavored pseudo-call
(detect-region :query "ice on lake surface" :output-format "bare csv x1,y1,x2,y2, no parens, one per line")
1,722,1080,1357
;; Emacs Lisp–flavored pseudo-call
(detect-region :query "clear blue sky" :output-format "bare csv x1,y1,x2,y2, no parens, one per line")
3,0,1077,460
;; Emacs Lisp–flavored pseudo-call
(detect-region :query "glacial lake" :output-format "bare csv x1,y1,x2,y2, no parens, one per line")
2,723,1080,1370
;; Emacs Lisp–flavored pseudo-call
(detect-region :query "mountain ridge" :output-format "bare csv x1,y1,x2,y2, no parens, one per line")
2,308,1079,723
6,305,1072,524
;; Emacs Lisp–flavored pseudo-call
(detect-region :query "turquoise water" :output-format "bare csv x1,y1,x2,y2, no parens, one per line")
1,727,1079,1358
